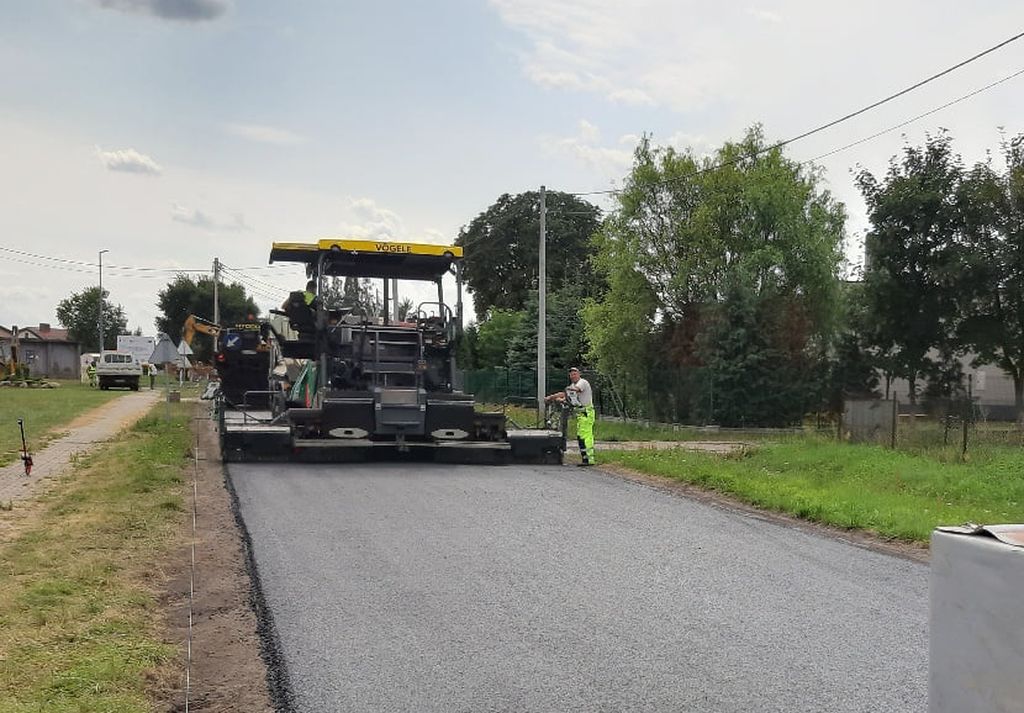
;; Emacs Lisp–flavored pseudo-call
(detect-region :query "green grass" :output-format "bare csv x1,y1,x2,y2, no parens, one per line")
602,438,1024,543
0,402,193,712
0,381,122,467
483,402,790,442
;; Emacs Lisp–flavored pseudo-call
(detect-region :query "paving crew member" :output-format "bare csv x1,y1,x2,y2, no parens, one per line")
302,280,317,306
546,366,596,467
281,280,318,311
86,359,97,388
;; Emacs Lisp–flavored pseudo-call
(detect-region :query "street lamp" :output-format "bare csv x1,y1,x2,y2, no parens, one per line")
98,249,109,352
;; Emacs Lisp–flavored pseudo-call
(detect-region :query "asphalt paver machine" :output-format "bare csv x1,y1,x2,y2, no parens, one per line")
219,238,565,464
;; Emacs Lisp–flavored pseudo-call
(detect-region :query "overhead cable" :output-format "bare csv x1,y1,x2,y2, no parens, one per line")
807,65,1024,163
0,246,208,273
570,30,1024,197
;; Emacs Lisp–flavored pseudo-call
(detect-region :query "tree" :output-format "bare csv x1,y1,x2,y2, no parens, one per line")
584,126,845,423
507,283,590,378
473,309,524,368
457,322,479,369
397,297,414,321
56,286,128,351
321,276,383,319
581,229,660,416
857,132,965,404
456,191,602,319
824,281,881,412
699,270,809,426
155,275,259,362
957,134,1024,423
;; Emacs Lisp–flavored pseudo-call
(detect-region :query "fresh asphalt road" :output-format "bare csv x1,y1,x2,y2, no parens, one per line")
228,462,928,712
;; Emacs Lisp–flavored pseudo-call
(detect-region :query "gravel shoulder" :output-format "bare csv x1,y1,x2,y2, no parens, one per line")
158,412,275,713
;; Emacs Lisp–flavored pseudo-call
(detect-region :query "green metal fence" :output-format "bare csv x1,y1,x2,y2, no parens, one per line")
462,368,616,414
463,368,537,405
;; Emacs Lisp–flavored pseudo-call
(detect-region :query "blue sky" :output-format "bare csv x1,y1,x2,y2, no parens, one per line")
2,0,1024,333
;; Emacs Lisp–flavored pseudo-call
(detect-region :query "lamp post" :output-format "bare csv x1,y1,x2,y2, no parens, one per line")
98,249,109,352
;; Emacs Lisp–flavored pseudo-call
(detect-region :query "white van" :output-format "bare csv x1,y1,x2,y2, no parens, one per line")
97,351,142,391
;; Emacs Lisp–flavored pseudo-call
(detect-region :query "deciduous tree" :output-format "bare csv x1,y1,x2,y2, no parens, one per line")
473,309,523,369
585,126,845,424
55,286,128,352
456,191,602,319
857,132,965,404
506,284,591,387
957,134,1024,422
155,275,259,361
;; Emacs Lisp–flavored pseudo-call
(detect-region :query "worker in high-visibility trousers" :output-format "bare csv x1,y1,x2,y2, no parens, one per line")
546,367,596,467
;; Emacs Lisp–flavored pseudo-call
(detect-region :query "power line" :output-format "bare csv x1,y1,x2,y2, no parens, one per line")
0,246,208,273
453,64,1024,258
0,252,203,279
217,267,290,304
570,30,1024,198
219,264,290,295
806,66,1024,163
218,278,282,303
221,265,290,294
228,264,297,271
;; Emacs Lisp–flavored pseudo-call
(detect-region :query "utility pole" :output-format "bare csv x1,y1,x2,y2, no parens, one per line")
212,257,220,352
98,249,109,352
537,185,547,425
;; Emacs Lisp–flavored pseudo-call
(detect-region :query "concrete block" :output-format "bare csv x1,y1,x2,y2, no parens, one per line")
930,527,1024,713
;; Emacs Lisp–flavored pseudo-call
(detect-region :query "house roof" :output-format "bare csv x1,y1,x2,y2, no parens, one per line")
3,325,77,343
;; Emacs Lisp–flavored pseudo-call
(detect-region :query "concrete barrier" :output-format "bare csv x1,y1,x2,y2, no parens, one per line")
930,525,1024,712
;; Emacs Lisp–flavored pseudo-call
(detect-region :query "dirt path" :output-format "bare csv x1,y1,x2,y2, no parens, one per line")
0,389,161,503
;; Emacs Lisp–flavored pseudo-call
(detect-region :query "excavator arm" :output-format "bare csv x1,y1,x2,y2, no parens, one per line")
182,314,221,346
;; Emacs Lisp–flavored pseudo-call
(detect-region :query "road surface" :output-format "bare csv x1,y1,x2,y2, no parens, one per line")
228,462,928,712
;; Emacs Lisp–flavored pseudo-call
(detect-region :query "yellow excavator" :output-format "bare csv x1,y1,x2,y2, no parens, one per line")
182,314,221,347
3,326,28,381
182,314,270,403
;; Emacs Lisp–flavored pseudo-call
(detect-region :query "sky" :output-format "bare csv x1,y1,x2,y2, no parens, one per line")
2,0,1024,337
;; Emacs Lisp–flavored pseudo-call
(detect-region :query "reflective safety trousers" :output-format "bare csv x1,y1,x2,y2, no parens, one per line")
576,405,596,464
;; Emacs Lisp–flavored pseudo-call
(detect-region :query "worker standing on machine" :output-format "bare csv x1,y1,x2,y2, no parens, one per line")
547,366,595,467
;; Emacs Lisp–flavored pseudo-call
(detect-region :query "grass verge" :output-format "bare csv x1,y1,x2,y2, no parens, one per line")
485,402,787,443
0,382,122,466
0,402,192,712
601,438,1024,543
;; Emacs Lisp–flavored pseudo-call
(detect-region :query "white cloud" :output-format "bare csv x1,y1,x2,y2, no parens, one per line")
491,0,733,111
95,146,162,175
747,7,783,23
491,0,1024,122
577,119,601,144
91,0,229,22
421,228,450,243
338,197,406,239
170,203,250,231
665,131,715,156
225,123,306,146
541,120,636,173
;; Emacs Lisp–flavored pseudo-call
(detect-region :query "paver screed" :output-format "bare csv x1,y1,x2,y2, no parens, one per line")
0,389,162,503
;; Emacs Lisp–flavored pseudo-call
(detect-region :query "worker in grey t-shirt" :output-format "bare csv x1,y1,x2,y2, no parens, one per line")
546,367,595,466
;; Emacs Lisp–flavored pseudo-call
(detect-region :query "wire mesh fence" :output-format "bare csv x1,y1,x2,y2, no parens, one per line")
462,368,1023,456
